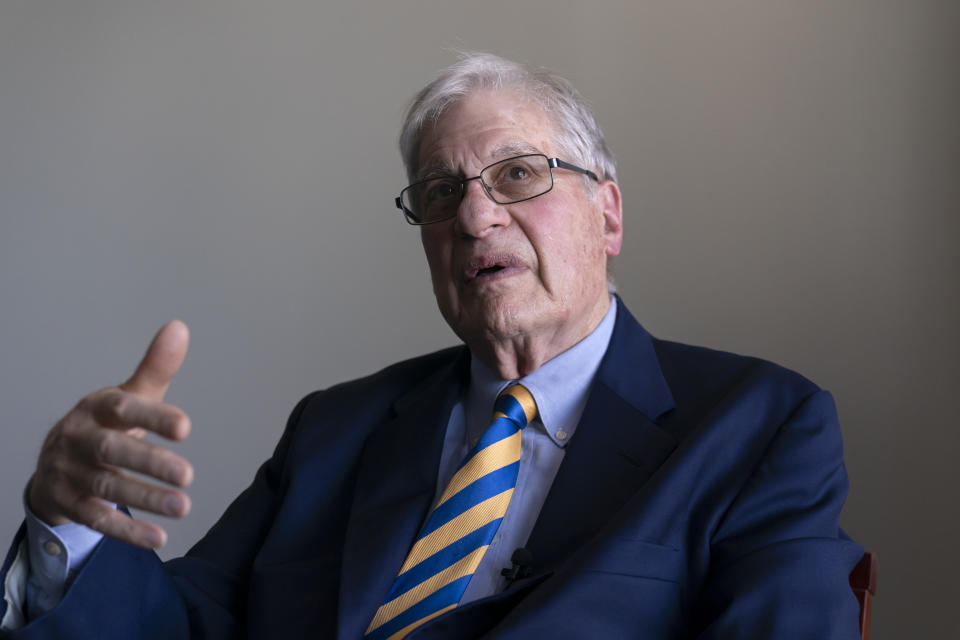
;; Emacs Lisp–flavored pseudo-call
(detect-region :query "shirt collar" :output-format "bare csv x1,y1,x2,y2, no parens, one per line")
466,296,618,448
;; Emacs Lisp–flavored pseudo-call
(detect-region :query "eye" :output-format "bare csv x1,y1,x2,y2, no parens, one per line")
424,179,459,203
488,159,537,187
505,165,528,181
496,159,538,183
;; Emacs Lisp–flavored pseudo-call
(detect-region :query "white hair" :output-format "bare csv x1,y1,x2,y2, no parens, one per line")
399,53,618,187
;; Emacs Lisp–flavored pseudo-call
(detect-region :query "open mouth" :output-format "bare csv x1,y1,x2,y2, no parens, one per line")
464,254,525,282
476,265,506,277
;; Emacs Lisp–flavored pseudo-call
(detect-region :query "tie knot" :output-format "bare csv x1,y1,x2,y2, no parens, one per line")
494,384,538,428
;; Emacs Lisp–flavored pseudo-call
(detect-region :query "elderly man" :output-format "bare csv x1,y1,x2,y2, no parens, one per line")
0,54,862,638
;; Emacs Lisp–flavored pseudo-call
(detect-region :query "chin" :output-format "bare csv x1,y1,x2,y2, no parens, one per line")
442,292,531,344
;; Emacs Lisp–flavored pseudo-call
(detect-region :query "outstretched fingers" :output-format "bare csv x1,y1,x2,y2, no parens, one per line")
86,388,191,441
57,485,170,550
78,427,194,488
28,320,195,541
121,319,190,400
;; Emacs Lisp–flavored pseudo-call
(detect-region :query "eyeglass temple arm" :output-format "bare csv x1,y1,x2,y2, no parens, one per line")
549,158,600,183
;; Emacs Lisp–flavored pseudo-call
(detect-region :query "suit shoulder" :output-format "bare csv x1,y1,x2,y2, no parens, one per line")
651,337,822,410
292,345,466,420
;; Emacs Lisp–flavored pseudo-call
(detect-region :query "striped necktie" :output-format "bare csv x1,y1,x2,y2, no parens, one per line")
364,384,538,640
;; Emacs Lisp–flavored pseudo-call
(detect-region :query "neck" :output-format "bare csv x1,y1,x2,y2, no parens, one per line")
468,296,612,380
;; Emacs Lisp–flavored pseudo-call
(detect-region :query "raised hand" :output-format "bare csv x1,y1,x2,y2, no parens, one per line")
28,320,194,549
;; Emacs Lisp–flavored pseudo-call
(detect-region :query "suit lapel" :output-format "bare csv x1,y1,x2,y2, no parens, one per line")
525,301,678,573
337,350,469,640
338,301,676,637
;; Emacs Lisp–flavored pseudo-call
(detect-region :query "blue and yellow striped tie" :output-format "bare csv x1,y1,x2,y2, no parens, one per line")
364,384,538,640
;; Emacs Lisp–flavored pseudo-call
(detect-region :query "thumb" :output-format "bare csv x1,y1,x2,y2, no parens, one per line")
120,319,190,399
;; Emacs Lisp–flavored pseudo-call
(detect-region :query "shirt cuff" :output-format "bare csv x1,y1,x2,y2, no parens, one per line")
22,486,107,616
1,540,29,629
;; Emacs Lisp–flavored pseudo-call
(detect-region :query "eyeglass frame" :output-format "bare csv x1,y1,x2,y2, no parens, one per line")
395,153,600,225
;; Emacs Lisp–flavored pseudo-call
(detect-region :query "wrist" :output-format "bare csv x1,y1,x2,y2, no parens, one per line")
26,475,72,527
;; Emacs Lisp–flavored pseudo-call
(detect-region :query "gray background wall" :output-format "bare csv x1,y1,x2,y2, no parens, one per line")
1,1,957,637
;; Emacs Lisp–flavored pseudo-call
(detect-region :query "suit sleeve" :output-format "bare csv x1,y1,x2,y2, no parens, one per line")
694,390,864,639
0,394,310,640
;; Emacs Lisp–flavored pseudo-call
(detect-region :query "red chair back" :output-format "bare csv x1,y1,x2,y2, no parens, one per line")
849,552,878,639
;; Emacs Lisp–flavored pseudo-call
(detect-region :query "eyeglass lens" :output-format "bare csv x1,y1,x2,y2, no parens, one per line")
402,154,554,224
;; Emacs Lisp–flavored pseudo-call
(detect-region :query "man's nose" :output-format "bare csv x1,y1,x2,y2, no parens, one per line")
455,178,510,237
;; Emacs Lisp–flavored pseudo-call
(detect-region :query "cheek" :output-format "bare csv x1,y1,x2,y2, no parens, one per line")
420,231,455,291
548,216,608,291
534,208,603,269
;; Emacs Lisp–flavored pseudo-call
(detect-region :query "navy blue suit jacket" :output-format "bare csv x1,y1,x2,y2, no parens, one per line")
0,301,863,638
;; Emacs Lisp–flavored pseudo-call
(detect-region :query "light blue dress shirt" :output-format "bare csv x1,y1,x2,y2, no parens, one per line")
432,297,617,603
5,297,617,625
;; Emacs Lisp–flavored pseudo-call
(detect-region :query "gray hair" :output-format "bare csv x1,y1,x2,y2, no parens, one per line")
399,53,617,186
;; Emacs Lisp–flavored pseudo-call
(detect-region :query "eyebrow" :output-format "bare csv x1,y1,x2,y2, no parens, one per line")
416,141,545,181
489,141,541,159
417,162,457,181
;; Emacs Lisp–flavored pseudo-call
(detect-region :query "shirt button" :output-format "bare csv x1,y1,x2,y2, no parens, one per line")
43,540,62,556
555,429,568,441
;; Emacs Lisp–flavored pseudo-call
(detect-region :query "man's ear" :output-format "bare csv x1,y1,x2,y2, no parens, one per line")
598,180,623,257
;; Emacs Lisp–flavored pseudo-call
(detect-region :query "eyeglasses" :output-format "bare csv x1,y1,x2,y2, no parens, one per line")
396,153,599,225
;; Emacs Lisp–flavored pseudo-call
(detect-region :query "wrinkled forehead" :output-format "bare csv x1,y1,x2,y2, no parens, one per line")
414,90,561,179
416,140,546,180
